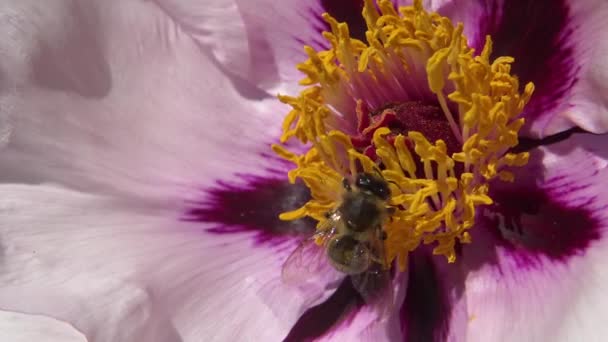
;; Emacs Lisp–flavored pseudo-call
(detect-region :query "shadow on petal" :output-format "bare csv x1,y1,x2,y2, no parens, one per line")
31,1,111,98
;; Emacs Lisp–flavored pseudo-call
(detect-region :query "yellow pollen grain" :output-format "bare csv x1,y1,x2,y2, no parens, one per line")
273,0,533,270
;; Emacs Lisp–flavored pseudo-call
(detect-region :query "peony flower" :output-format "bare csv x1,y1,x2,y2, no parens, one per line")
0,0,607,341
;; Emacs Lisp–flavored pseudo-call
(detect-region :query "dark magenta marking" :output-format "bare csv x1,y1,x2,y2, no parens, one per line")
400,252,451,342
184,175,315,246
484,186,601,265
320,0,367,41
480,0,579,125
283,278,364,342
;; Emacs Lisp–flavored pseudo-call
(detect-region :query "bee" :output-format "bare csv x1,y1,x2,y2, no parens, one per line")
282,172,394,316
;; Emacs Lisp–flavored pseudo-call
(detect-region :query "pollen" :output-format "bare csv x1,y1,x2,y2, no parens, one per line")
273,0,534,270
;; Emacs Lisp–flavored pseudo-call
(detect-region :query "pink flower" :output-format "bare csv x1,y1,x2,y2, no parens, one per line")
0,0,607,341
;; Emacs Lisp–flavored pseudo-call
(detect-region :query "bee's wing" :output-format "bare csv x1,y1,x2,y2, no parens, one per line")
350,228,395,321
281,226,342,288
350,263,395,321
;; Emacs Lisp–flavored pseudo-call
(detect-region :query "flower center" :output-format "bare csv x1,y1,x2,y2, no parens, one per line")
273,0,534,270
353,100,462,177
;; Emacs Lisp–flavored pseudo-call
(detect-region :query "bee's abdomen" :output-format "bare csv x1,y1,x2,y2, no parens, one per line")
327,235,369,274
339,193,381,232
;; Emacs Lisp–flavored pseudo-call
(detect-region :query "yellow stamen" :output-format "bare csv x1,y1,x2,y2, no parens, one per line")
273,0,533,270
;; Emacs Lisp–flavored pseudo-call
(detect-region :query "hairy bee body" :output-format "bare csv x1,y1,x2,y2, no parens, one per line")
281,172,394,316
322,172,391,274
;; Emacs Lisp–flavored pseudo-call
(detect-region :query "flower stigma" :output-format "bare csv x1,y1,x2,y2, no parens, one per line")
272,0,534,270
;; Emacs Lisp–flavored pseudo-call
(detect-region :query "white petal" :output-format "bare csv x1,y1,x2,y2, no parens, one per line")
232,0,330,94
155,0,300,94
0,311,86,342
0,0,285,202
0,184,320,341
463,133,608,341
151,0,259,89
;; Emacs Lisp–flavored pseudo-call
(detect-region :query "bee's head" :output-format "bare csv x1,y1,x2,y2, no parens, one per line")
355,172,390,200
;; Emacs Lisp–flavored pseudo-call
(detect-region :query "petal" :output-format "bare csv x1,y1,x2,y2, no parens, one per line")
0,311,86,342
438,0,608,137
0,185,182,342
462,133,608,341
151,0,279,91
0,0,285,201
0,183,323,341
399,250,468,342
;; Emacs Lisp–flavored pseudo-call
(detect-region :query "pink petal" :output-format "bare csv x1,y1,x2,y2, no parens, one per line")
0,0,285,202
0,311,86,342
152,0,283,91
461,133,608,341
0,184,321,341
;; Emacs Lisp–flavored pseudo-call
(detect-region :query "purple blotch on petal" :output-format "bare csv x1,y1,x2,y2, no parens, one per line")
184,175,315,246
484,185,601,266
319,0,367,41
283,278,364,342
400,252,452,342
481,0,579,124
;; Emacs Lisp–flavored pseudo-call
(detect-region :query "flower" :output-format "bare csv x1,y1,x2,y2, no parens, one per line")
0,1,607,342
275,0,534,268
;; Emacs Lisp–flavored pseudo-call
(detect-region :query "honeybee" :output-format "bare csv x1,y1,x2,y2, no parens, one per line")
282,172,394,316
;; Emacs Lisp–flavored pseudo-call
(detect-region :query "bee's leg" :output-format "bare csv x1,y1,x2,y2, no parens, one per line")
369,250,387,268
372,166,381,177
370,255,383,264
342,178,352,192
375,227,390,268
387,180,400,188
374,224,388,241
363,242,382,264
386,207,396,216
